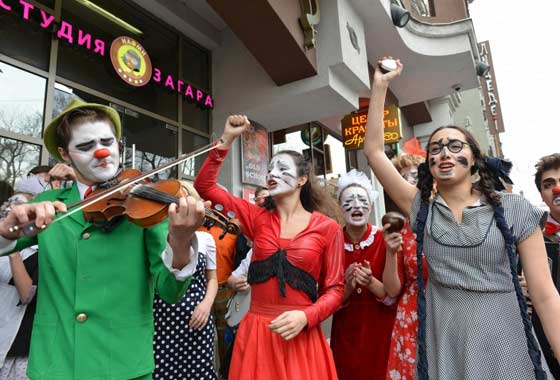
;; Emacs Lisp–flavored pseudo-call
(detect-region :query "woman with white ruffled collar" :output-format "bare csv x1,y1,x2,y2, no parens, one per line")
330,169,398,380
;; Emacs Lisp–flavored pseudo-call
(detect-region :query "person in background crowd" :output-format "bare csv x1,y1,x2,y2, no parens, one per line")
0,99,205,380
153,182,218,380
253,186,270,208
219,186,267,379
0,168,49,380
0,181,13,206
195,115,344,380
197,198,240,370
0,163,74,380
532,153,560,379
330,169,397,380
0,164,76,221
220,248,253,380
383,153,429,380
364,57,559,379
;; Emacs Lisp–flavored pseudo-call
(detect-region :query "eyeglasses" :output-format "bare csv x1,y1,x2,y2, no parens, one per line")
428,139,468,156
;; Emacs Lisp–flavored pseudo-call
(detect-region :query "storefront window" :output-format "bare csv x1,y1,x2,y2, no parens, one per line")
121,112,178,180
182,101,210,133
53,82,107,119
58,0,179,121
0,137,41,188
0,0,52,70
182,40,209,90
271,124,346,193
181,132,209,178
324,135,346,179
0,61,46,138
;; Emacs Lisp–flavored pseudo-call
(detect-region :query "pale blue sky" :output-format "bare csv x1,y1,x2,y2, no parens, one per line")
470,1,560,206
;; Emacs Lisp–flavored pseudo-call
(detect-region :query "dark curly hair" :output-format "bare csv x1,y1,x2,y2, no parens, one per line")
534,153,560,192
414,126,546,380
416,125,501,207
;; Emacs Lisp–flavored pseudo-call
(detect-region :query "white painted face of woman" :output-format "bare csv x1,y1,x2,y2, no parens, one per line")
340,185,371,227
266,153,299,197
66,121,120,183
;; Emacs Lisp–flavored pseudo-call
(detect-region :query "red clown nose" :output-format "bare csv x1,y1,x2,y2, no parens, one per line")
552,186,560,196
93,148,110,159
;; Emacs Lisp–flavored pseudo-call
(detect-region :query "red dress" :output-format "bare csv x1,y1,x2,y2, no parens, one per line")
385,223,428,380
194,148,344,380
331,224,397,380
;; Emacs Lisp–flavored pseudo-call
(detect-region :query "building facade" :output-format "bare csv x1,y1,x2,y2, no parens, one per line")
0,0,495,221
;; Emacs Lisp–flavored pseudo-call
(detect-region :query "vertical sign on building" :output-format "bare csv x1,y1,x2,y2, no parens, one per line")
241,123,269,186
478,41,504,134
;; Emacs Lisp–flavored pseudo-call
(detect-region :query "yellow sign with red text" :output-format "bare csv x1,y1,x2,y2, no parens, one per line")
341,105,401,150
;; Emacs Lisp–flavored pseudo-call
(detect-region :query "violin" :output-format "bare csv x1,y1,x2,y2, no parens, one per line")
8,142,239,237
83,168,240,236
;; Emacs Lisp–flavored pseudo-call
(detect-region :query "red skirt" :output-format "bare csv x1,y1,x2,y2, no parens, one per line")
229,290,338,380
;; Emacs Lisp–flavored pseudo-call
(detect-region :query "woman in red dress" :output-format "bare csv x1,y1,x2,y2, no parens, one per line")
330,170,398,380
383,155,429,380
194,115,344,380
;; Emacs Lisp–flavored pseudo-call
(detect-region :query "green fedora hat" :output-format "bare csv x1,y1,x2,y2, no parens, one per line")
44,98,122,161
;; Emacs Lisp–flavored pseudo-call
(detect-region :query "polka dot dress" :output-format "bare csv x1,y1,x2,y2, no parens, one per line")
153,251,216,379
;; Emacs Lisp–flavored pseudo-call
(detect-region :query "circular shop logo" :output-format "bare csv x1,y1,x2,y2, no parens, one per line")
110,36,152,87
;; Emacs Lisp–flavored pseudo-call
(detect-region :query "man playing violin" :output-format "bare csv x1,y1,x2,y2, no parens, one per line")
0,99,206,380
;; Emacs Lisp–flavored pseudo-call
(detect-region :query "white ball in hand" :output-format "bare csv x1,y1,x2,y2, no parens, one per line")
380,58,398,73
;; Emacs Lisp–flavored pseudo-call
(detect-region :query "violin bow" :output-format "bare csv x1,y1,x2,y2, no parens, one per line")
9,141,221,235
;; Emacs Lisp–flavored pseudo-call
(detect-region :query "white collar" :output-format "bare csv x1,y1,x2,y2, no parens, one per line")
76,181,89,201
344,225,378,252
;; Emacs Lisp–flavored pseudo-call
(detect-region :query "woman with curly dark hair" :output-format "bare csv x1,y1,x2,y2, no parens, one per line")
364,58,560,380
194,115,344,380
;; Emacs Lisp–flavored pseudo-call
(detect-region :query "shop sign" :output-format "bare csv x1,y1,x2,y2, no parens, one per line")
110,37,152,87
478,41,504,134
241,123,269,186
341,105,401,150
1,1,214,109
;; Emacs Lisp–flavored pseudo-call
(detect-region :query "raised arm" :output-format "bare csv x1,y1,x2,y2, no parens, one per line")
363,58,417,216
194,115,261,239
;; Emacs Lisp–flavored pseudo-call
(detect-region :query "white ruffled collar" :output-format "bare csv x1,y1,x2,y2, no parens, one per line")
344,225,378,252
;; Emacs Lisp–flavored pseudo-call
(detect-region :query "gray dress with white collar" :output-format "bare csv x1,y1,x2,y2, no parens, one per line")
411,192,552,379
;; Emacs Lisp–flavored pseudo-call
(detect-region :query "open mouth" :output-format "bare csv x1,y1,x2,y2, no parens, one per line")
351,211,363,219
553,195,560,207
438,162,454,172
267,179,278,189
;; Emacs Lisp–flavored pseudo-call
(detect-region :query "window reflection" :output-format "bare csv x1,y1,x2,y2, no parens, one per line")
58,0,180,121
0,137,41,188
181,132,209,178
0,62,46,138
0,0,52,70
121,112,178,180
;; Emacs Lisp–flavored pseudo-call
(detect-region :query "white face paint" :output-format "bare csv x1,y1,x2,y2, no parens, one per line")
266,154,298,197
400,166,419,186
340,186,371,227
66,121,119,183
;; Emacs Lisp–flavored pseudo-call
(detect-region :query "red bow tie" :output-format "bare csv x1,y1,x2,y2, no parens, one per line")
545,221,560,235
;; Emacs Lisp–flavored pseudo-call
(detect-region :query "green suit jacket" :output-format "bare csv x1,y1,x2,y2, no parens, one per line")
4,184,192,380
